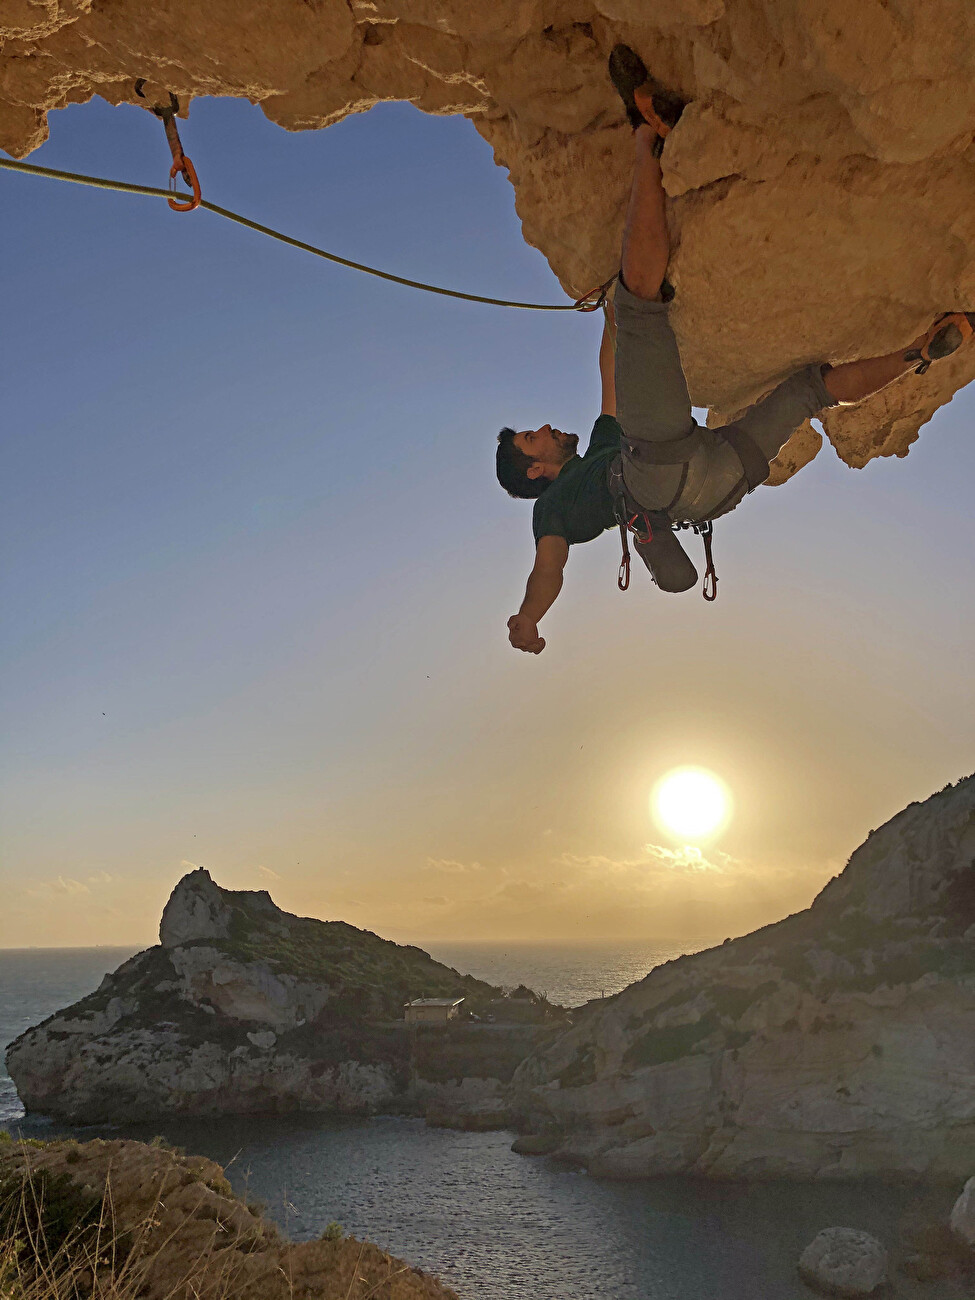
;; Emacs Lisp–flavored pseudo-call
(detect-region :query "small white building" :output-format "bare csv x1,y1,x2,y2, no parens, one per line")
404,997,465,1025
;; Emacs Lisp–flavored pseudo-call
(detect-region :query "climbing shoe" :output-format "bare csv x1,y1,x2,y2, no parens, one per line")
608,44,687,153
905,312,975,374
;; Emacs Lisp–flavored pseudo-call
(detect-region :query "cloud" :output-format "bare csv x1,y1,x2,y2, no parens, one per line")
424,858,483,874
26,870,114,901
256,866,281,880
422,896,448,905
557,841,744,883
27,875,91,899
394,837,829,943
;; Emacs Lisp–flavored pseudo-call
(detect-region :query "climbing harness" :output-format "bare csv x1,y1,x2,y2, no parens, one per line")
607,411,773,603
134,83,201,212
0,155,617,313
904,312,975,374
618,512,718,600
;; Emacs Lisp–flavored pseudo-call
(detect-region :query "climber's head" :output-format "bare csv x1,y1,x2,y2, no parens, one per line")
496,425,578,499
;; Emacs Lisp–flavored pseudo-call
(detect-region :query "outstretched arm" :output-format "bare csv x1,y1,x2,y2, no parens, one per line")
507,534,570,654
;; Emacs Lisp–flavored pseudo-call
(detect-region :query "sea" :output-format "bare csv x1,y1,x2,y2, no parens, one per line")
0,944,963,1300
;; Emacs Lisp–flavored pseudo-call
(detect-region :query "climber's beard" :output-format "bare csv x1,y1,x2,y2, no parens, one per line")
555,430,578,460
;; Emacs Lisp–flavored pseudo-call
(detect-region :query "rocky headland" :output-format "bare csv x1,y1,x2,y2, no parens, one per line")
5,870,561,1125
508,775,975,1181
3,3,975,482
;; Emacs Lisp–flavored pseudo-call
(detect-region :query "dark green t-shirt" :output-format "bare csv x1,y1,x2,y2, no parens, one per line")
532,414,621,545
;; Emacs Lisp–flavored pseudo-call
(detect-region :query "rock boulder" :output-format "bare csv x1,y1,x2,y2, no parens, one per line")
797,1227,887,1297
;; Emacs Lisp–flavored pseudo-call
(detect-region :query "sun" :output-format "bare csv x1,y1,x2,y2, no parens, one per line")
651,767,732,842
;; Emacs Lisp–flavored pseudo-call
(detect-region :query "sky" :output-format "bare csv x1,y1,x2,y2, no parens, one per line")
1,96,973,949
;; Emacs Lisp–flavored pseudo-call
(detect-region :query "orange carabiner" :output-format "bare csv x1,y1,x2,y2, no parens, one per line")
138,86,202,213
574,274,618,312
169,154,201,212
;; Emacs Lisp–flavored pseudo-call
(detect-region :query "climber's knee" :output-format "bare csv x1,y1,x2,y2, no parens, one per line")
621,272,665,303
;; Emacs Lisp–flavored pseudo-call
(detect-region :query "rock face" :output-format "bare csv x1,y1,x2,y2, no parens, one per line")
3,4,975,478
5,869,545,1123
508,775,975,1181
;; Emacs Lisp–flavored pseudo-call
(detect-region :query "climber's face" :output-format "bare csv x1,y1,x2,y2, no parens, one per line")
513,424,579,480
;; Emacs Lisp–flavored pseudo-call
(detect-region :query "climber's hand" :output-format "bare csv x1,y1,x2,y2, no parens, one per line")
507,614,545,654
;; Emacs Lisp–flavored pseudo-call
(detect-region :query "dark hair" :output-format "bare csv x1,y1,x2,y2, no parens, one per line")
496,427,549,500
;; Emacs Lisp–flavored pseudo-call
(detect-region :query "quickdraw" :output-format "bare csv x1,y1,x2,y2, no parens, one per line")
616,507,654,592
574,274,618,314
673,519,719,601
134,82,201,212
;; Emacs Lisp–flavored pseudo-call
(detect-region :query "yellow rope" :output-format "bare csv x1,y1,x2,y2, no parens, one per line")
0,156,613,312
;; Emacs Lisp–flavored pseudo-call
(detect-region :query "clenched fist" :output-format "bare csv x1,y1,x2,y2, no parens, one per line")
507,614,545,654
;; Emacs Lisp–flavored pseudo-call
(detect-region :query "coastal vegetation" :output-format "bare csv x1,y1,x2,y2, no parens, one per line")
0,1132,459,1300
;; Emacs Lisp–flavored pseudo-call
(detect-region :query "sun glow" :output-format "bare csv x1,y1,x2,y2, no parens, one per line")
652,767,732,842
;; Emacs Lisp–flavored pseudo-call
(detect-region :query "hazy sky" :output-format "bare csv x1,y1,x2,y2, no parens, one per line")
2,97,973,949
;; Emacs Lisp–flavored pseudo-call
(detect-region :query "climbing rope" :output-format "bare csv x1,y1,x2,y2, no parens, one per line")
0,155,616,312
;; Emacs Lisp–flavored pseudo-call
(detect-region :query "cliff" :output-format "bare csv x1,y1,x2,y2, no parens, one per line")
509,775,975,1181
5,870,557,1123
0,1132,459,1300
3,3,975,482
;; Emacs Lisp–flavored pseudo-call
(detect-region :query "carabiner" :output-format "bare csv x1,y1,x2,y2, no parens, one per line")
574,274,618,313
137,85,202,212
168,154,201,212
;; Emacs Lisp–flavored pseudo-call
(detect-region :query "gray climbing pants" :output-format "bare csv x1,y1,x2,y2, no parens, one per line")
614,279,838,523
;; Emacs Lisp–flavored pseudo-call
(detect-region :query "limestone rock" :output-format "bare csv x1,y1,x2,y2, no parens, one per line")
798,1227,887,1297
508,774,975,1181
3,3,975,477
158,867,236,947
950,1176,975,1250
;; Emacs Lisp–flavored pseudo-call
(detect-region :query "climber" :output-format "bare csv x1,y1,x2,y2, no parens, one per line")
497,44,975,654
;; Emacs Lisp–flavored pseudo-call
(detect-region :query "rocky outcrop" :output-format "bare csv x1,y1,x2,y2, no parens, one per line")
0,1133,459,1300
3,4,975,479
5,870,555,1123
508,775,975,1181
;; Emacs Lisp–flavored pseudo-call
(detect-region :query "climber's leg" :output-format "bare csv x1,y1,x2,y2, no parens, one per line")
620,127,671,303
823,313,975,403
681,313,975,523
614,124,690,446
613,126,703,512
